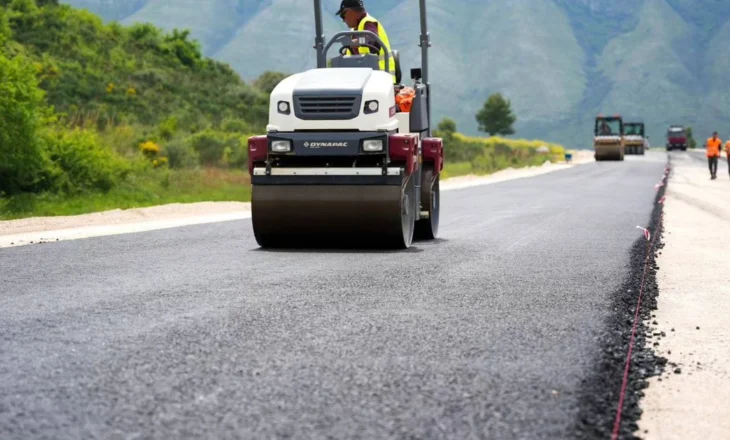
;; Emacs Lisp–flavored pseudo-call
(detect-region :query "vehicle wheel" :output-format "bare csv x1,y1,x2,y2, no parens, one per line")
681,147,687,151
414,166,440,241
396,175,417,249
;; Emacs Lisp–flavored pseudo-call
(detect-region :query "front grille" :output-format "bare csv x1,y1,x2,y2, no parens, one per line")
294,95,361,120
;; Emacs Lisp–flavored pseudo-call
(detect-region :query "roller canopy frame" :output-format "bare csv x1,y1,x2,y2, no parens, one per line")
312,0,432,136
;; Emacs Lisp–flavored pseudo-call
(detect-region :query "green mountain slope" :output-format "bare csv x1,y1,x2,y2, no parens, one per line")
706,22,730,118
597,0,697,130
62,0,730,147
7,2,267,131
120,0,243,54
1,0,270,212
214,0,343,82
60,0,148,21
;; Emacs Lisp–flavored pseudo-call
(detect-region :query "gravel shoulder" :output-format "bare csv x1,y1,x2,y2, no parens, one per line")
638,151,730,439
0,150,594,248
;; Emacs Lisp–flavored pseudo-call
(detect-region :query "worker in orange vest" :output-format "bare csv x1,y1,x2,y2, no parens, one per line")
706,132,722,179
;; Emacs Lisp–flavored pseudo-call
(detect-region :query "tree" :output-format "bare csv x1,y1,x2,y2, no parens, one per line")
685,126,697,149
475,93,516,136
434,117,457,144
0,52,53,194
253,71,290,95
437,117,457,136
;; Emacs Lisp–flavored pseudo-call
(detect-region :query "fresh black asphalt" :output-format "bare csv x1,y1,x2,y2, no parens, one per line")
0,153,667,439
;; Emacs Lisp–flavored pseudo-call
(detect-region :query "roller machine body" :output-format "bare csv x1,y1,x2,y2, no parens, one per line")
247,0,443,249
623,121,646,155
593,115,625,161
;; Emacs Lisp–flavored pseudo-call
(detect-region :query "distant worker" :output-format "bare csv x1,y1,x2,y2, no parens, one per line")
337,0,397,84
706,131,722,180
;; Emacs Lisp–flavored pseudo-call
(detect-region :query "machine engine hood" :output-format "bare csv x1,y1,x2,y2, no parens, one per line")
293,68,372,94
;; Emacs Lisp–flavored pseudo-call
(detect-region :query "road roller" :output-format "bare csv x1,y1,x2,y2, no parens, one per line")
593,114,625,161
247,0,443,249
623,121,646,155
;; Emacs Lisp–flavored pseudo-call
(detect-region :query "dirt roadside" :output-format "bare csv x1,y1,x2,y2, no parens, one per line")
637,152,730,439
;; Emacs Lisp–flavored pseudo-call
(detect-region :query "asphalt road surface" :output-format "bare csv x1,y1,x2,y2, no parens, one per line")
1,153,666,439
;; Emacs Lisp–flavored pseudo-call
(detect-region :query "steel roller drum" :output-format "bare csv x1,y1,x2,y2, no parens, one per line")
595,142,624,161
251,178,416,249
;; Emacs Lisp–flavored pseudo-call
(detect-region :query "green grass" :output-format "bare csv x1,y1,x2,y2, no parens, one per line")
441,162,474,180
441,158,559,180
0,168,251,220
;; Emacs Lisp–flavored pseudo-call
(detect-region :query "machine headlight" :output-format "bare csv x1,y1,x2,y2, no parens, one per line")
271,140,292,152
363,139,383,152
364,100,379,114
277,101,290,114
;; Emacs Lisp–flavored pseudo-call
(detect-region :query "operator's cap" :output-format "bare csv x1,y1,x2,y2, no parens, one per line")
336,0,364,16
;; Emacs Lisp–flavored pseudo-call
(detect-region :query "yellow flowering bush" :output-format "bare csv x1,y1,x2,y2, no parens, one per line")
139,140,160,159
152,157,169,168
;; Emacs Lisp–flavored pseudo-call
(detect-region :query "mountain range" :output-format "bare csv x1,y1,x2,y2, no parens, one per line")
62,0,730,148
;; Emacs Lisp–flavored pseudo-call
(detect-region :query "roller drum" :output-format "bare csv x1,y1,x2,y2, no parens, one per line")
252,177,416,249
594,144,623,161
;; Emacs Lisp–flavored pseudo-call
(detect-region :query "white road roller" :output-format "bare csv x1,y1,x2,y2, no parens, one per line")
247,0,443,249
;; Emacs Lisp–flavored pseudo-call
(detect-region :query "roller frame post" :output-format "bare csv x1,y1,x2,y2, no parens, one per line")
418,0,432,138
313,0,326,68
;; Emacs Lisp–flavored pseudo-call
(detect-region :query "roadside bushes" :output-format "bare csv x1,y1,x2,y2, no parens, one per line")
434,118,566,177
164,140,199,169
187,129,248,167
44,127,130,194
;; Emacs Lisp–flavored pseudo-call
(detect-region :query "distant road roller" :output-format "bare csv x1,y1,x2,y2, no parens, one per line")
247,0,443,249
624,121,646,155
594,114,625,161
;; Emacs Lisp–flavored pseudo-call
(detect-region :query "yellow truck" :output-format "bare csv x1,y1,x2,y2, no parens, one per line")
594,115,624,161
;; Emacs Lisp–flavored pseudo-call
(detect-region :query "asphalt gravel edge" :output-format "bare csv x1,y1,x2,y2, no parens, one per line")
573,155,670,440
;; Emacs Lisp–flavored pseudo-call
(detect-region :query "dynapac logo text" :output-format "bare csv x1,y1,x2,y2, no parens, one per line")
304,142,349,148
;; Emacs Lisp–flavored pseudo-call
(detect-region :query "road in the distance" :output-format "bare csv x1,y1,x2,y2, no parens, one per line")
0,153,665,439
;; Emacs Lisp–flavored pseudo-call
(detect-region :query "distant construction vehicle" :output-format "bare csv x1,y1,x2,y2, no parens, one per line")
246,0,443,249
594,114,624,161
666,125,688,151
623,121,646,155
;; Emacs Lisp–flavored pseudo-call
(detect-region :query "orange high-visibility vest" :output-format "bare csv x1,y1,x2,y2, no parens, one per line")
707,137,722,157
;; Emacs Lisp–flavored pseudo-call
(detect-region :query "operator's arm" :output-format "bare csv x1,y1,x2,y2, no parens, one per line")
362,22,382,54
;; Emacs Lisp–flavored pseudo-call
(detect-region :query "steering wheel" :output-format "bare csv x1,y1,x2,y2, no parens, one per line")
339,43,380,56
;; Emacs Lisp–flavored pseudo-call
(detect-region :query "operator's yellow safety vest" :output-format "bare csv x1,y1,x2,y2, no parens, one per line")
348,15,396,84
